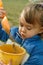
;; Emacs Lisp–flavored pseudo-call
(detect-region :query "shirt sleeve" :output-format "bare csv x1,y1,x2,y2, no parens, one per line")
23,54,43,65
22,43,43,65
0,24,9,42
22,40,43,65
0,24,2,30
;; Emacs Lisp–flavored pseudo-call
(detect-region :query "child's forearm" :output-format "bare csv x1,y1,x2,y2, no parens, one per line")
1,16,10,35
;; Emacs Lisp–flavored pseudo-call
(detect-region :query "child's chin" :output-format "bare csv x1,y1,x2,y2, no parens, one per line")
21,36,26,39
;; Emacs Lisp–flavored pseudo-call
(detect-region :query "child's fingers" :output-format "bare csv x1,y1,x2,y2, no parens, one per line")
0,9,6,18
0,9,6,13
7,60,12,65
0,60,12,65
0,60,6,65
0,11,3,17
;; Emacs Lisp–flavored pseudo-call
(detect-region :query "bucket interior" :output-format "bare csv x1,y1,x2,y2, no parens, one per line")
0,44,24,54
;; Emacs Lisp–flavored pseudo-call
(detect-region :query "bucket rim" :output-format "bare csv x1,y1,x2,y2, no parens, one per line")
0,44,26,55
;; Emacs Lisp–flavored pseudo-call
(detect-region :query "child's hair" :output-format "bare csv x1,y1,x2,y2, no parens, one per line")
21,3,43,38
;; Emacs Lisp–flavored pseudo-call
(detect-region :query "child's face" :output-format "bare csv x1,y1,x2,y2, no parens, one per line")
19,15,40,39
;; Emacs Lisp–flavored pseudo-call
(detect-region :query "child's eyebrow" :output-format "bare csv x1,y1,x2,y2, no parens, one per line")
26,24,33,27
20,21,33,28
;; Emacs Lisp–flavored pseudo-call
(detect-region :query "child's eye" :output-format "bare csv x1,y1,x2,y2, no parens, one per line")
20,24,23,27
27,27,31,30
20,23,23,27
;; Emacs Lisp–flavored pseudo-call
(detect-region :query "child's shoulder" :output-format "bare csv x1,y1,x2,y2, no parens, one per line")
10,26,19,37
10,26,18,32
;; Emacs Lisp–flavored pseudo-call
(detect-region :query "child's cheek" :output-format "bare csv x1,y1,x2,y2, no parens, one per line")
19,26,21,33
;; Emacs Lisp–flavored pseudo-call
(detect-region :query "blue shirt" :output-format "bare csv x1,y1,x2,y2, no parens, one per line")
0,25,43,65
0,24,9,42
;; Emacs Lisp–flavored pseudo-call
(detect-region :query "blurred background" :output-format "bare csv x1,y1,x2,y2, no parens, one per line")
3,0,43,27
3,0,28,27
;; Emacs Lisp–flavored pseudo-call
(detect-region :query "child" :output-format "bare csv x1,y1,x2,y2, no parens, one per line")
0,3,43,65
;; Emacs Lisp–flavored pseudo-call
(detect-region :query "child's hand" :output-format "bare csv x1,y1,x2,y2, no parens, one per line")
0,9,6,18
0,60,12,65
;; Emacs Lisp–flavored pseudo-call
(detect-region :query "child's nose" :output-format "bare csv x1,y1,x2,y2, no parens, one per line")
22,27,26,33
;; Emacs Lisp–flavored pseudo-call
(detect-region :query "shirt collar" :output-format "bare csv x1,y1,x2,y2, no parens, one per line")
24,35,41,42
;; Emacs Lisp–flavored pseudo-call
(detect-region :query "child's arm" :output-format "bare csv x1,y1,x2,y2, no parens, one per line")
0,9,9,42
1,16,10,35
1,16,16,42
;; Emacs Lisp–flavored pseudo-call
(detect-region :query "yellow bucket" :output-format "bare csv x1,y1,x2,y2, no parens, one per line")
0,44,26,65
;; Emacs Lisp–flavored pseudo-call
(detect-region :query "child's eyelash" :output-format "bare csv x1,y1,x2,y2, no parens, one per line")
27,27,31,30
